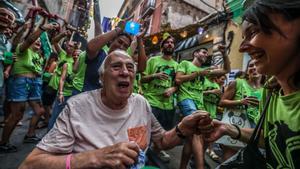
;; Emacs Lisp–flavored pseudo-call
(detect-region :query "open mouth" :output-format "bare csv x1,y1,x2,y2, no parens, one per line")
117,81,130,88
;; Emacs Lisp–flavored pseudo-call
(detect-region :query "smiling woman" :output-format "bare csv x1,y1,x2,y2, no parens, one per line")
199,0,300,168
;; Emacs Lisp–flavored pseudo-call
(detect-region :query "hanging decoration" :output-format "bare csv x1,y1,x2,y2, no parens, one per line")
152,35,158,44
180,30,188,38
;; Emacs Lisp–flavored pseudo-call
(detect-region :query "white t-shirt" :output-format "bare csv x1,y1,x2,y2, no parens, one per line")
37,89,165,153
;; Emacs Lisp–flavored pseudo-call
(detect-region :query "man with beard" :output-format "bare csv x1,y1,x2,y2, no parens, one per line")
141,33,178,161
176,47,230,169
0,22,59,153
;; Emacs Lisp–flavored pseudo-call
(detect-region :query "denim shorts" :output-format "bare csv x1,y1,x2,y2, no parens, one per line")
8,76,42,102
178,99,198,116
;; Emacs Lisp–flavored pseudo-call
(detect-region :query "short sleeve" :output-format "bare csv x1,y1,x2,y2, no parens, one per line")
177,61,187,73
37,104,75,153
144,57,155,76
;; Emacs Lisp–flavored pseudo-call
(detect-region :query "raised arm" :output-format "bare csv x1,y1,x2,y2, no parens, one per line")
19,23,59,53
87,27,123,60
57,63,68,103
208,45,231,76
175,70,209,85
51,30,71,53
136,36,147,73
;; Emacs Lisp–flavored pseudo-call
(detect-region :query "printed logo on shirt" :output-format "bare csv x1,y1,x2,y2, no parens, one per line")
266,121,300,169
127,125,148,150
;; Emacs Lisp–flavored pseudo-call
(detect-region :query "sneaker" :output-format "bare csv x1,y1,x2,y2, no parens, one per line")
0,143,17,153
23,135,41,144
158,150,170,162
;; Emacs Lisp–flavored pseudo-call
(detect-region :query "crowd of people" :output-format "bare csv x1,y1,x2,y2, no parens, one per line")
0,0,299,168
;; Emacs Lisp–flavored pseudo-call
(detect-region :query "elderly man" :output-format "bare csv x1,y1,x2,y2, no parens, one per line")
19,50,210,169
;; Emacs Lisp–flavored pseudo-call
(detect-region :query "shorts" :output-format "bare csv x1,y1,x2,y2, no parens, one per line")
8,76,42,102
151,106,175,130
178,99,198,116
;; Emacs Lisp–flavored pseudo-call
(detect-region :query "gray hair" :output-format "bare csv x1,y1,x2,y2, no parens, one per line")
98,49,137,83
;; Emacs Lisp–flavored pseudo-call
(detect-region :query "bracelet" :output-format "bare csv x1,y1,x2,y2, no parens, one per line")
66,154,72,169
231,124,241,140
175,124,186,139
39,25,46,32
59,91,63,95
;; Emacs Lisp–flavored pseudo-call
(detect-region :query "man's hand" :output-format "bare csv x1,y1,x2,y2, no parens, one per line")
117,15,134,31
153,72,169,80
93,142,139,169
178,111,211,136
41,22,60,31
202,120,227,142
163,87,176,98
136,17,150,39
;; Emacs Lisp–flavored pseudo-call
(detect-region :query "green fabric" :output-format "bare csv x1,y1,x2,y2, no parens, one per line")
3,51,13,65
234,78,263,123
261,89,300,168
177,60,205,110
72,52,87,91
203,78,220,119
102,45,109,54
12,45,44,75
40,32,52,59
48,50,74,91
227,0,245,24
42,72,52,82
133,73,141,93
143,56,178,110
60,57,75,96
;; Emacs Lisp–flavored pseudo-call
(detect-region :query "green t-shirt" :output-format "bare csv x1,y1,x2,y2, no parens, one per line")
143,56,178,110
12,45,44,75
177,60,205,109
261,89,300,168
133,73,141,94
72,52,87,91
203,78,220,119
234,78,263,123
48,50,74,91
